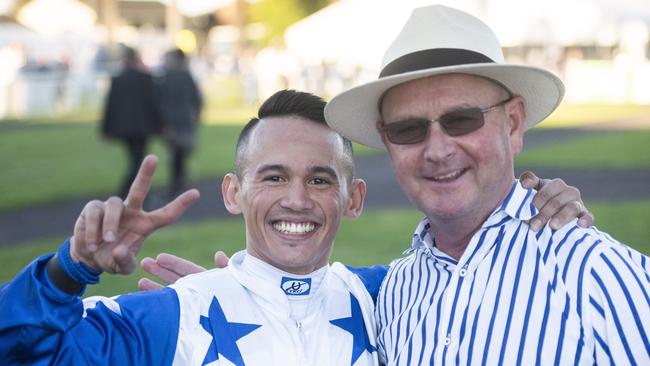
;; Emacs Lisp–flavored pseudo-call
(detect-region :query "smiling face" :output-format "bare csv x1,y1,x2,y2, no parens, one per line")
379,73,525,226
222,116,365,274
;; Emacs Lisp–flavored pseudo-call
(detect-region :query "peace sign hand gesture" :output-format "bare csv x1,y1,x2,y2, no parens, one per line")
70,155,200,275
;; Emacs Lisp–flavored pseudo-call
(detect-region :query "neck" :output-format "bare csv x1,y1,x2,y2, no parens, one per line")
428,180,515,260
243,251,327,277
245,248,327,275
428,214,485,260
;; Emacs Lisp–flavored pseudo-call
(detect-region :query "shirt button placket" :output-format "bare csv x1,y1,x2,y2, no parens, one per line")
459,265,468,278
444,334,451,346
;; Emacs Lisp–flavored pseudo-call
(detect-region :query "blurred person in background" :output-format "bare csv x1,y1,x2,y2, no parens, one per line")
157,48,203,198
101,46,162,199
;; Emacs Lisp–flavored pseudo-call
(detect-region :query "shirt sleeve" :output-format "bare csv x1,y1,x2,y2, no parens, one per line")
0,253,180,365
343,264,389,304
587,244,650,365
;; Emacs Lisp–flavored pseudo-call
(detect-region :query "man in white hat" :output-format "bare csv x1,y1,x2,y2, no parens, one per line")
325,5,650,365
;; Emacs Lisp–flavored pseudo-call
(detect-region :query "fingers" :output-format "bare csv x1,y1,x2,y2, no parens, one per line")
518,171,541,189
530,177,589,231
156,253,207,276
140,254,190,285
138,278,164,291
125,155,158,210
547,200,587,230
149,189,200,228
72,214,86,258
72,214,96,265
109,245,137,274
140,256,158,273
102,197,123,243
83,200,105,252
72,200,113,268
578,211,594,228
214,251,229,268
532,178,577,210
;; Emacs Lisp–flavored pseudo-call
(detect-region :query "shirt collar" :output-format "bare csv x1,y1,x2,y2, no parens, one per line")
497,180,539,222
228,251,331,317
408,180,538,256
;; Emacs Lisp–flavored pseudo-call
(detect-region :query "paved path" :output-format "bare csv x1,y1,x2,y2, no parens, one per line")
1,128,648,247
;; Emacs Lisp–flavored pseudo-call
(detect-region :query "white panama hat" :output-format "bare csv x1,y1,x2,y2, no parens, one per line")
325,4,565,149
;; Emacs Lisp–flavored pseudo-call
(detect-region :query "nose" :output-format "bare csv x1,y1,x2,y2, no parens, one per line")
422,122,456,162
280,181,315,211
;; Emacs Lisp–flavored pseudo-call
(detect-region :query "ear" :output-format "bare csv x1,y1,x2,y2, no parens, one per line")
344,178,366,218
506,96,526,155
221,173,242,215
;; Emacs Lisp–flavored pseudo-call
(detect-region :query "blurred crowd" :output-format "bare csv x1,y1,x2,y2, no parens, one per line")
0,36,368,120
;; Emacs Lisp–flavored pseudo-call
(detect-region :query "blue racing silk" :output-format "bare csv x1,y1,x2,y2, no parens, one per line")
0,253,179,365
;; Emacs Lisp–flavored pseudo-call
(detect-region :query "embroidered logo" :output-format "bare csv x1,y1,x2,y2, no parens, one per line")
281,277,311,296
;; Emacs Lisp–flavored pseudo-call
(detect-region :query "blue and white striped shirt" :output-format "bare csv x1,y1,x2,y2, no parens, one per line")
376,181,650,365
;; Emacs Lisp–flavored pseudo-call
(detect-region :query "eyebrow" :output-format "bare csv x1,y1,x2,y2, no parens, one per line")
309,166,339,180
255,164,287,176
254,164,339,180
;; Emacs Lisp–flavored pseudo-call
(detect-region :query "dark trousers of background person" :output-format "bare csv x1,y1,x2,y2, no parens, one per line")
170,146,189,198
119,137,147,199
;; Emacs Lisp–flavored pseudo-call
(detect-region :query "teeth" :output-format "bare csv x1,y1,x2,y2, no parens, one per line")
273,221,316,235
433,170,462,181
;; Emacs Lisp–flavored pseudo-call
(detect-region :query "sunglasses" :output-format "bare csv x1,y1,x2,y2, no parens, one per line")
379,97,513,145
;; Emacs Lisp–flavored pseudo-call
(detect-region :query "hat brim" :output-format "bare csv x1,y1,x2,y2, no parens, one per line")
325,63,565,150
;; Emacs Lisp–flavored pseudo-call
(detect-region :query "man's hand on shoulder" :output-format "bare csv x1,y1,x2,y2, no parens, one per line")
138,251,230,290
519,171,594,232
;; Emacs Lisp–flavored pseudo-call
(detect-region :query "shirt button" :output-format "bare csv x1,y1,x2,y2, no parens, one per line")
444,336,451,346
459,268,467,277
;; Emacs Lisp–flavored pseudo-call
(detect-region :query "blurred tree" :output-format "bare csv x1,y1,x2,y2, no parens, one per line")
249,0,330,46
8,0,31,16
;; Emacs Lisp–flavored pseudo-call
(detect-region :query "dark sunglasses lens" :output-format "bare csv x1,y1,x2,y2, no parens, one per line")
439,108,485,136
384,119,429,144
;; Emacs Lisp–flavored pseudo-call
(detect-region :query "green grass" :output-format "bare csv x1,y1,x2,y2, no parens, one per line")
588,201,650,252
1,202,648,296
0,123,243,212
541,104,650,128
516,130,650,168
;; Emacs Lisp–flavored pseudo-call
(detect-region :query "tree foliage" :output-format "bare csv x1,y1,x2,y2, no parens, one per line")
248,0,330,46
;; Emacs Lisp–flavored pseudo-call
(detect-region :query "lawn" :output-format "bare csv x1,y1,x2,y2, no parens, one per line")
541,104,650,128
517,129,650,169
0,123,242,212
1,200,648,297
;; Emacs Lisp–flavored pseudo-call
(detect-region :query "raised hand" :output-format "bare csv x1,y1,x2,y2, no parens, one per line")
519,171,594,231
138,251,230,290
70,155,200,274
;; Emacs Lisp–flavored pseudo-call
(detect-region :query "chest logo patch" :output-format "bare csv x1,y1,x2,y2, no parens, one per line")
281,277,311,296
